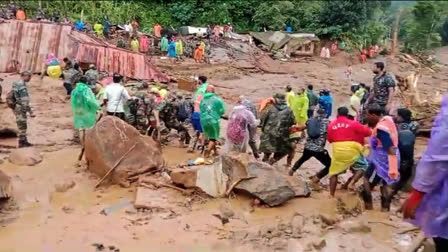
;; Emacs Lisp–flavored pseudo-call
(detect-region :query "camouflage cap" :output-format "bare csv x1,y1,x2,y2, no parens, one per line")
273,93,285,100
20,70,32,76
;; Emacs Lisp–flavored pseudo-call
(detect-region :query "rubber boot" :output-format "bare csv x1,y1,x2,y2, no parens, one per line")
380,196,391,212
360,189,373,210
18,136,32,148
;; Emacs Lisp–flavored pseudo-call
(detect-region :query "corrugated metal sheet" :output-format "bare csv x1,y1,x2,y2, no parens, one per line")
0,20,169,82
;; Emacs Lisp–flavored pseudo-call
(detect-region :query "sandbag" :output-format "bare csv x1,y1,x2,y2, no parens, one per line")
84,116,164,187
47,65,62,79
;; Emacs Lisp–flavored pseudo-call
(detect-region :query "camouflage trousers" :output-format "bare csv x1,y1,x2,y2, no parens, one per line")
14,106,28,139
126,113,149,134
164,119,191,144
135,115,149,134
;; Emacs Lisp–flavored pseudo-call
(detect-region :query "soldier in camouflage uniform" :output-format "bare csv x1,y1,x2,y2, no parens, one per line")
259,93,295,165
12,71,35,147
154,95,191,146
62,62,81,97
126,82,155,134
84,64,99,88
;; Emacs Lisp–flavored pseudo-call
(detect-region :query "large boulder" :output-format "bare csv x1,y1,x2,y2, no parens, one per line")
8,147,42,166
235,162,295,206
84,116,164,187
0,170,12,199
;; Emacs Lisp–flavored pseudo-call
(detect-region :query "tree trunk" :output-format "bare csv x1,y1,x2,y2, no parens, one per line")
391,9,403,56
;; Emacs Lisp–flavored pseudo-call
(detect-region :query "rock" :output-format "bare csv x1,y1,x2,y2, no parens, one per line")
338,220,372,233
361,237,374,249
62,206,74,214
134,186,177,210
8,147,42,166
170,168,198,188
312,238,326,250
234,162,295,206
84,116,163,187
291,214,305,237
232,230,249,241
287,239,305,252
319,213,338,226
54,180,76,193
285,176,311,197
0,170,12,199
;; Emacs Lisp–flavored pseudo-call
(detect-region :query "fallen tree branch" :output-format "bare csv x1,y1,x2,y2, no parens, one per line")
397,227,420,235
367,221,399,228
225,176,256,196
94,143,137,188
140,178,193,195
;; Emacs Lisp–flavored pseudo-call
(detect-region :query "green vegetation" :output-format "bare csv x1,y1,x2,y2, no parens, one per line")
9,0,448,52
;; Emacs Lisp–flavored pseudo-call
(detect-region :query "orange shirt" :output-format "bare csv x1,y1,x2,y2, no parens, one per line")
154,24,162,38
194,48,203,60
16,10,26,20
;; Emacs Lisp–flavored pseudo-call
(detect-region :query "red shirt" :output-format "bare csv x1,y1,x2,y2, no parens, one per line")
327,116,372,145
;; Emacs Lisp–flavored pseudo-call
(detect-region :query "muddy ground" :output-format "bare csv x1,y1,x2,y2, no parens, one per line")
0,46,447,251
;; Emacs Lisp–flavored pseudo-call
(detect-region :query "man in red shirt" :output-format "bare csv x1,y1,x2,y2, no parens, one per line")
327,107,372,196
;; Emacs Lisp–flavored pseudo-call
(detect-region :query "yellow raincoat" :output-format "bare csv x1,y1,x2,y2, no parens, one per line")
291,93,309,125
175,40,183,55
329,141,364,176
286,90,295,107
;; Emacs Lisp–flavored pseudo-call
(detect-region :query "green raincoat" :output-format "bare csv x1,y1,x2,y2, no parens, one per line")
71,82,101,129
291,93,309,125
200,92,225,140
161,37,169,52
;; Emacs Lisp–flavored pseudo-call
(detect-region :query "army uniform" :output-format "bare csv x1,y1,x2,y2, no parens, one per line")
259,94,295,163
12,79,33,147
84,69,99,87
156,99,191,145
62,68,81,95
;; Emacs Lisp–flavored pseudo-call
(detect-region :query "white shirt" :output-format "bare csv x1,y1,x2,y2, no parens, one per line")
104,83,131,113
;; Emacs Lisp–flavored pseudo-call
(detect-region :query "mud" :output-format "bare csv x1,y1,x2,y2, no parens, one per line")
1,47,447,251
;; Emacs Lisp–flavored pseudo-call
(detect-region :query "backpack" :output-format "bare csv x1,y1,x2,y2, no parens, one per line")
176,100,192,122
398,127,416,160
307,117,321,139
227,116,246,144
6,90,16,109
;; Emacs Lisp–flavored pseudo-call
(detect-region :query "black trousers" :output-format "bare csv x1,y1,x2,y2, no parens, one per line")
107,112,125,120
434,237,448,252
292,149,331,179
63,82,73,95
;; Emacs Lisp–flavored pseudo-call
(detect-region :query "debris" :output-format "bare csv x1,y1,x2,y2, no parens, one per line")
8,147,42,166
361,237,375,249
290,214,305,237
139,177,193,195
234,161,295,206
54,180,76,193
287,238,305,252
338,220,372,233
319,213,338,226
134,186,175,210
0,170,12,200
61,206,74,214
312,237,327,250
92,243,104,251
100,200,133,216
170,167,198,188
84,116,163,187
212,213,230,225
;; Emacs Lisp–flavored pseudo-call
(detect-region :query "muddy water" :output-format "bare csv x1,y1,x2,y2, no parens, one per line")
0,145,412,251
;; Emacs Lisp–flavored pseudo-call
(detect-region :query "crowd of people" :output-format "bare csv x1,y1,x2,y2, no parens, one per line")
2,5,446,250
5,57,447,252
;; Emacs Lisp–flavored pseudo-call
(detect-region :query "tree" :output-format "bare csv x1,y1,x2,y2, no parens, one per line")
253,1,297,31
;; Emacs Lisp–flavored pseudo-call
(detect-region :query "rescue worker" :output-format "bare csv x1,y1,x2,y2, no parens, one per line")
11,71,35,147
84,64,99,87
259,93,295,165
132,82,153,134
155,94,191,147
